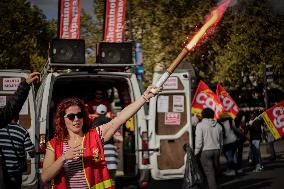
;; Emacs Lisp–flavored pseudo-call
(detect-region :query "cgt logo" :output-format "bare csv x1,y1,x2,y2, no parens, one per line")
272,107,284,133
196,92,223,116
218,95,239,112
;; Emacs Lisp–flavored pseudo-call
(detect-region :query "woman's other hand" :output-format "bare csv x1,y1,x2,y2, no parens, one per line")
63,144,84,160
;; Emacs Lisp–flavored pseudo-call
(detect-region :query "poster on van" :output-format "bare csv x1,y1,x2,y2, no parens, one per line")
173,95,184,112
157,96,169,112
165,112,181,125
3,77,21,90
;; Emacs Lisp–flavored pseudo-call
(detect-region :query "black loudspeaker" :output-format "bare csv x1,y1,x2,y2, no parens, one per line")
96,42,133,64
49,39,85,64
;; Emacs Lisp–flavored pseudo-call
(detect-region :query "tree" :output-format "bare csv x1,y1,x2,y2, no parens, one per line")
3,0,282,107
126,0,283,106
213,0,284,106
0,0,56,71
127,0,223,85
80,1,104,64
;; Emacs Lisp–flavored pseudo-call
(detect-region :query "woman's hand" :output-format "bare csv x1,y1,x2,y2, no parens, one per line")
142,85,161,102
62,144,84,160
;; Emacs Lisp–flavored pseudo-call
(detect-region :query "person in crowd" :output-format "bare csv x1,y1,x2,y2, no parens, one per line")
0,115,35,189
87,88,114,116
245,113,254,166
93,104,118,182
194,108,223,189
262,119,277,161
233,112,248,174
41,86,160,188
192,114,202,127
248,112,264,172
219,117,238,176
0,72,39,128
93,104,112,126
192,114,202,150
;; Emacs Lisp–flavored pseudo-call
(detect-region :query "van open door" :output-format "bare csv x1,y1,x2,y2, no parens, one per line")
35,71,57,157
0,70,37,187
148,68,193,180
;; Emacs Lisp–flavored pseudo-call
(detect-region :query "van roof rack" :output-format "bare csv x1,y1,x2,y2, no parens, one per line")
0,69,31,73
41,62,135,75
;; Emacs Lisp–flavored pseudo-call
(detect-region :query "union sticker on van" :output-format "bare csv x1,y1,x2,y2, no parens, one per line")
164,112,181,125
162,77,178,90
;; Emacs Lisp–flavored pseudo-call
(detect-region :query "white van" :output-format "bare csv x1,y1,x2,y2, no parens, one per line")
0,61,193,188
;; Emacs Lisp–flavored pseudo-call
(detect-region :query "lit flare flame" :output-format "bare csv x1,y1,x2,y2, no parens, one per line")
186,0,232,51
154,0,233,88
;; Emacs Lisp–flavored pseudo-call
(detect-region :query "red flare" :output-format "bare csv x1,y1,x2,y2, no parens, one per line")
186,0,232,51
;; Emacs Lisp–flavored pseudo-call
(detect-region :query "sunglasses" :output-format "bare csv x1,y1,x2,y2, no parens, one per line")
64,112,84,121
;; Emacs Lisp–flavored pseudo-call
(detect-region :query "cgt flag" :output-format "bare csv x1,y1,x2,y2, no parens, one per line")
59,0,81,39
192,81,224,120
216,83,240,119
261,100,284,140
104,0,127,42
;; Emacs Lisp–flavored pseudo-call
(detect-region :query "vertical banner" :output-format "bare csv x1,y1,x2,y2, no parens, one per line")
216,83,240,119
192,81,224,120
59,0,81,39
135,43,144,81
261,100,284,140
104,0,127,42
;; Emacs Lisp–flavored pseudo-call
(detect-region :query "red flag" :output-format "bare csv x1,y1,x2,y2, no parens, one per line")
216,83,240,119
59,0,81,39
261,100,284,140
104,0,127,42
192,81,224,120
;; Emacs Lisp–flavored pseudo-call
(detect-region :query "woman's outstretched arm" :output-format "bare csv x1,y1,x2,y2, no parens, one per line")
102,86,160,142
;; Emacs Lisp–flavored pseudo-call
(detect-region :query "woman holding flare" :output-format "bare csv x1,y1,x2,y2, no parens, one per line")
41,86,160,189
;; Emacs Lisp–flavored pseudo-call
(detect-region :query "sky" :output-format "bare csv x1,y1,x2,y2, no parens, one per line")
29,0,94,20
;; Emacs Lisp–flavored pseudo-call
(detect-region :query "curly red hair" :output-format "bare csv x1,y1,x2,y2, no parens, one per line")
54,97,91,141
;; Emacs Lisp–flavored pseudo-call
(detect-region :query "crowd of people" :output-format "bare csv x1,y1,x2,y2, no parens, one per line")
0,72,278,189
190,108,277,189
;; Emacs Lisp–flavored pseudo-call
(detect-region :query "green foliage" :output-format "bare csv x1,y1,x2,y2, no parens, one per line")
80,1,104,64
1,0,283,107
125,0,284,106
215,1,283,83
0,0,56,71
128,0,219,85
212,0,284,106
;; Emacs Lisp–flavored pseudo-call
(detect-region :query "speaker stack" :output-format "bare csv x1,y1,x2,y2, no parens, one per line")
49,39,85,64
96,42,133,65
